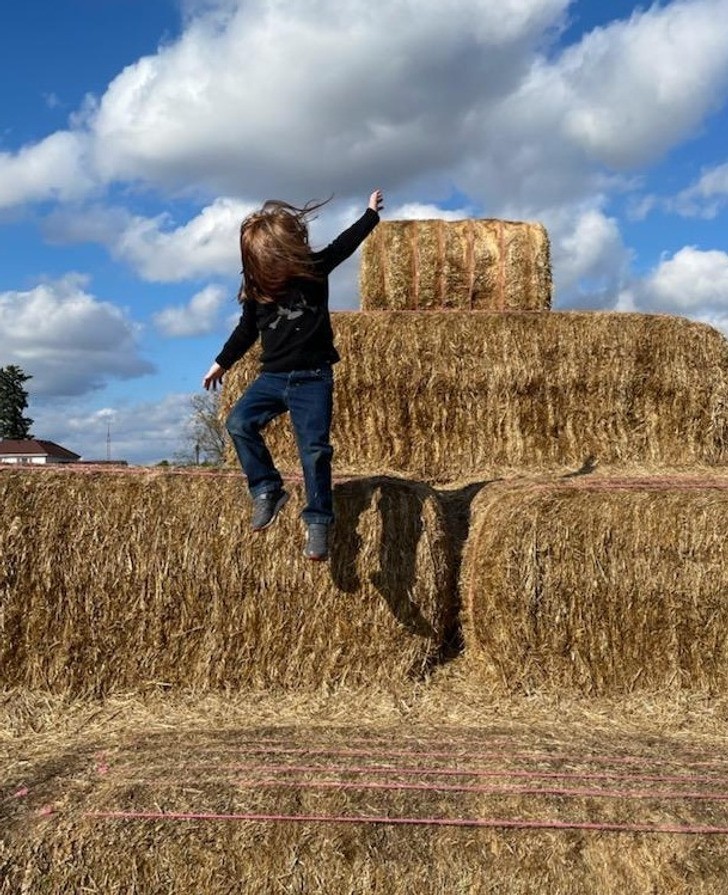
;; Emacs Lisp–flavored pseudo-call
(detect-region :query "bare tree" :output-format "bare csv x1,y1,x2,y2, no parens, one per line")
175,391,227,465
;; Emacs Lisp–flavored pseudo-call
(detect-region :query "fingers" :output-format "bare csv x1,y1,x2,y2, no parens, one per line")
369,189,384,212
202,366,224,391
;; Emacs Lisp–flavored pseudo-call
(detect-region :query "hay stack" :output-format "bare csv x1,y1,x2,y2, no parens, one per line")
0,469,453,694
219,312,728,480
461,475,728,695
6,699,728,895
359,219,552,311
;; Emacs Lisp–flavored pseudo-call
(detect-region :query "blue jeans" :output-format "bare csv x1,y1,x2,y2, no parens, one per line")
226,367,334,524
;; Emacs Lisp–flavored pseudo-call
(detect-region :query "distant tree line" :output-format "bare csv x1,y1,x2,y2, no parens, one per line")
0,365,33,439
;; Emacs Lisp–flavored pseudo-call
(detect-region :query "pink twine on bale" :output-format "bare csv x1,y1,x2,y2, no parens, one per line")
215,761,728,788
3,460,728,492
84,809,728,836
201,741,728,771
162,734,728,771
232,777,728,804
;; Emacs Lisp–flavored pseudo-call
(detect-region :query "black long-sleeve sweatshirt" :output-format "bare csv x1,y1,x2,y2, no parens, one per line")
216,208,379,373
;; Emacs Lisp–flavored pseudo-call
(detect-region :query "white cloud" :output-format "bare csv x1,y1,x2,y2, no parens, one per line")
114,197,253,281
31,393,193,464
636,246,728,311
672,161,728,218
457,0,728,211
0,274,154,396
559,0,728,168
617,246,728,333
389,202,474,220
87,0,570,199
1,0,728,223
2,0,728,338
0,131,94,208
548,205,631,307
45,197,253,282
154,284,228,336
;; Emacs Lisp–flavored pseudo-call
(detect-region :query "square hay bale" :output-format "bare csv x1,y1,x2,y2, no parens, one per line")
461,475,728,695
0,469,453,694
219,311,728,481
359,219,552,311
5,694,728,895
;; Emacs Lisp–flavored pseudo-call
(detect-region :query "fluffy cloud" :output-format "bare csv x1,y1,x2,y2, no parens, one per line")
30,393,193,464
672,162,728,218
389,202,474,221
0,275,154,396
617,246,728,333
0,0,727,221
458,0,728,212
114,198,253,281
559,0,728,168
87,0,570,199
154,284,228,336
0,131,94,208
547,205,631,307
45,197,253,282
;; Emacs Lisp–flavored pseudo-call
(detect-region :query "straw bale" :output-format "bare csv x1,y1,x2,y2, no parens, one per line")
0,469,453,694
359,219,552,311
219,311,728,480
461,476,728,695
4,689,728,895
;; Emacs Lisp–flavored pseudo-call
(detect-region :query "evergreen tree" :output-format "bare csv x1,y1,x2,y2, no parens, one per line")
0,365,34,439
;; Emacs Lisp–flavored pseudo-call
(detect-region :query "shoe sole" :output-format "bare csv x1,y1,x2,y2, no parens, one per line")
252,491,290,531
304,552,329,562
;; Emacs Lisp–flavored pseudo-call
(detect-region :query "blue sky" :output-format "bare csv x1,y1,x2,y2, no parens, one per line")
2,0,728,463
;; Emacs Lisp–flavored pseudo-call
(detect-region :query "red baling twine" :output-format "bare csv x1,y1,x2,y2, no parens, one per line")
76,739,728,836
84,810,728,836
2,462,728,491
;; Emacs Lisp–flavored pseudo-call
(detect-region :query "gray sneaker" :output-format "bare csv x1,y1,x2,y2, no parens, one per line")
251,489,289,531
304,523,330,561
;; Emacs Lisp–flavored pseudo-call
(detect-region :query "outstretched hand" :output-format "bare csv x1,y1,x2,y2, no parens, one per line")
203,362,226,391
368,189,384,213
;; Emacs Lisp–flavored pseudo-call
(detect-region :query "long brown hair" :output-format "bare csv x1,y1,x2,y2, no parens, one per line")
237,198,330,304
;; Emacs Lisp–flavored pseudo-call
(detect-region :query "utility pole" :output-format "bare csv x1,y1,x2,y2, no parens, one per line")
107,422,111,462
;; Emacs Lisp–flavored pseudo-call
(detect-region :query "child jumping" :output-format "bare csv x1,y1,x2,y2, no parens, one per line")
203,189,383,561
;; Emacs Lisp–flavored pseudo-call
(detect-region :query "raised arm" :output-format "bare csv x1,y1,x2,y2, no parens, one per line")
314,190,383,277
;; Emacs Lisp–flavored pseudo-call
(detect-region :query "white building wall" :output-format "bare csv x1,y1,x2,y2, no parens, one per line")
0,455,49,465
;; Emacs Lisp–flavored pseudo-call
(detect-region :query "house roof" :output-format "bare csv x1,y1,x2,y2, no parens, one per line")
0,439,81,460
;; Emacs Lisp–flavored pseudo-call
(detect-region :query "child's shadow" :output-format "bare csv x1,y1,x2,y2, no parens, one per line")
330,477,436,638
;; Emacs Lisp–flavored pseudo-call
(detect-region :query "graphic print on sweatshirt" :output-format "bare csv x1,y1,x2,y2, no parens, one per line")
267,292,319,331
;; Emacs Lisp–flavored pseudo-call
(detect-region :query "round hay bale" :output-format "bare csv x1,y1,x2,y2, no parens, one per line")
219,311,728,480
461,475,728,695
0,469,453,694
359,219,552,311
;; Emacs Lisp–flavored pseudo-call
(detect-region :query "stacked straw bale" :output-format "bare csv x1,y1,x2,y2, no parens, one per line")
219,311,728,480
359,219,552,311
461,475,728,695
6,702,728,895
0,469,453,694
